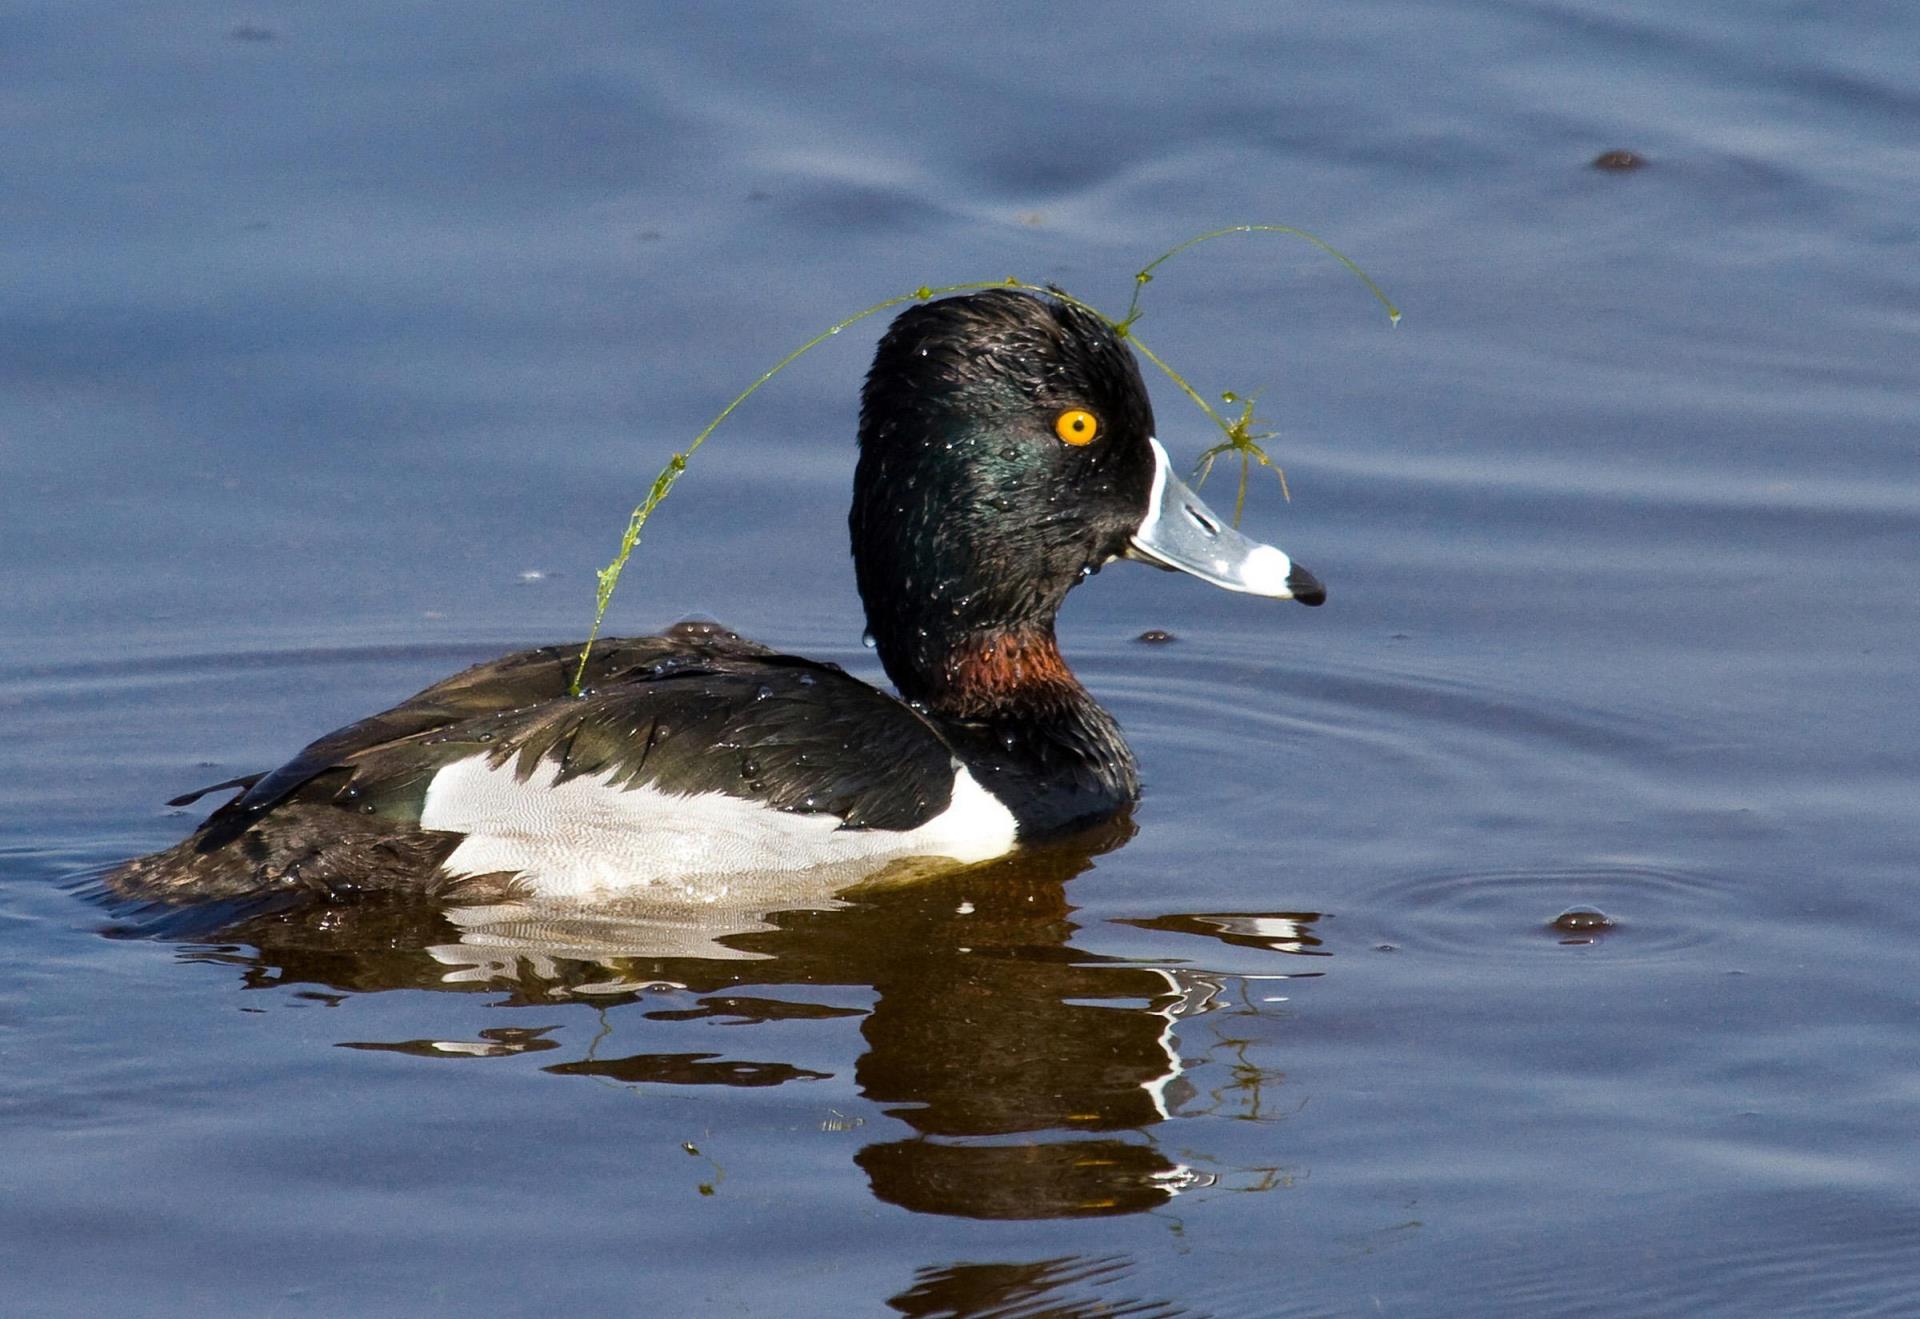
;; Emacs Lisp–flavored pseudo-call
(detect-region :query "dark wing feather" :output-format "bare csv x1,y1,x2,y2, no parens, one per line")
166,773,263,808
189,624,776,849
190,624,959,849
338,656,959,832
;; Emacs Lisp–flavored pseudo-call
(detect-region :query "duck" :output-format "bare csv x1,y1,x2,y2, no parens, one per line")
107,289,1324,906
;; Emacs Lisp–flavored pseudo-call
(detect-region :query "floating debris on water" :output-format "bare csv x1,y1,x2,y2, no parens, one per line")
1551,905,1617,944
1591,149,1647,171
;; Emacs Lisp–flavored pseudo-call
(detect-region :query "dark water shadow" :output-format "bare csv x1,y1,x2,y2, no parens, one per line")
83,818,1333,1225
887,1253,1197,1319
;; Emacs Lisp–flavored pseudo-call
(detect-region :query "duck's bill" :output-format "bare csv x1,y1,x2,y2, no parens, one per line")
1125,438,1326,605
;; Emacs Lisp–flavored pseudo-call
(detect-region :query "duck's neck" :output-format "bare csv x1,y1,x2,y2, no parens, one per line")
880,620,1142,836
916,623,1079,720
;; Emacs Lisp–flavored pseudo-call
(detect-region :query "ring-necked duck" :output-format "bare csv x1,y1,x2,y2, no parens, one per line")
109,289,1323,904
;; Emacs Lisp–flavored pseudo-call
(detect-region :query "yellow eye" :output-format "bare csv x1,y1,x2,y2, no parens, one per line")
1054,408,1099,446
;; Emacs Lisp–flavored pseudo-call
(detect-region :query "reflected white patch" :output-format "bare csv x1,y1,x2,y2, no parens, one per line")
420,754,1018,900
1201,913,1314,952
430,899,790,973
1238,915,1305,940
1142,966,1192,1122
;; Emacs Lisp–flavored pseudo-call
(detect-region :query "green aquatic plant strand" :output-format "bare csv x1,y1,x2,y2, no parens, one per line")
569,231,1396,695
1120,223,1399,330
1118,225,1400,522
1191,391,1286,524
569,278,1070,696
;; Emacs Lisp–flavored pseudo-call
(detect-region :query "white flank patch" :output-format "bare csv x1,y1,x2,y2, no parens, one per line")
420,754,1019,900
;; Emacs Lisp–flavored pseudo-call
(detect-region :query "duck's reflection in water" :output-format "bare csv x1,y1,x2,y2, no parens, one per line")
887,1254,1198,1319
131,817,1327,1222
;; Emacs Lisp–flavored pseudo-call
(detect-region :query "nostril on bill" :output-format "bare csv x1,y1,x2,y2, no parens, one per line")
1183,504,1220,537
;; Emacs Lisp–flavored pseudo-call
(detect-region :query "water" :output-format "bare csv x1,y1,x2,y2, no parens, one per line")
5,1,1918,1314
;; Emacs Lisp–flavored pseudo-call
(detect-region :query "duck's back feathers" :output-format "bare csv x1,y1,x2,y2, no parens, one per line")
336,641,962,834
194,624,777,845
110,623,977,902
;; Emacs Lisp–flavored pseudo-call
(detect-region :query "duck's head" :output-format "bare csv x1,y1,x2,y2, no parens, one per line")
851,288,1323,712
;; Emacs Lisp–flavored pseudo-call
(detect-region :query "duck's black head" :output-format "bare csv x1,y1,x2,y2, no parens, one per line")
851,288,1321,715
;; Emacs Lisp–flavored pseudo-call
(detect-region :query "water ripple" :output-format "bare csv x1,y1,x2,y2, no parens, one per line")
1365,861,1733,963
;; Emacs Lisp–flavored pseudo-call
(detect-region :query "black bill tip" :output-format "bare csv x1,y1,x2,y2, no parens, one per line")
1287,564,1326,607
